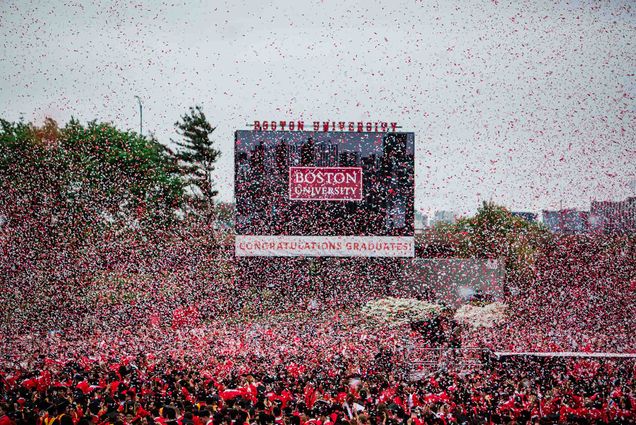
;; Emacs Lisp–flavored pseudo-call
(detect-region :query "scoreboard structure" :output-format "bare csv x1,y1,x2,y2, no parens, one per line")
235,128,415,257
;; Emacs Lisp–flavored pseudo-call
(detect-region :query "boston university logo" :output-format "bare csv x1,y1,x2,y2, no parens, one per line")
289,167,363,201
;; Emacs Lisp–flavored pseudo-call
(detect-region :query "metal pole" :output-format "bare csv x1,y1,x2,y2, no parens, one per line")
134,96,143,136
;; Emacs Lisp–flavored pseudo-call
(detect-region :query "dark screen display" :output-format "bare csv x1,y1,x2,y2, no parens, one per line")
235,131,415,236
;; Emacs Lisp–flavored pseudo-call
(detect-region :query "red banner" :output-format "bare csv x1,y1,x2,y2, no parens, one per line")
289,167,363,201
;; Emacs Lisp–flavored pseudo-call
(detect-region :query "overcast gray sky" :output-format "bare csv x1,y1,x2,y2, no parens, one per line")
1,0,634,215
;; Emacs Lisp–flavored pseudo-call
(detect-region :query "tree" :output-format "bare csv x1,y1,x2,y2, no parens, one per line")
0,117,187,331
0,116,186,239
60,118,186,227
426,202,552,291
173,106,221,213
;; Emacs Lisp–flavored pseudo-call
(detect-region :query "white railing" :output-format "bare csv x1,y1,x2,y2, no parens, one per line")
494,351,636,358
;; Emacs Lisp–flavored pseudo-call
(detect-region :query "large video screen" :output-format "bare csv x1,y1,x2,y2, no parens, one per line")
235,130,415,257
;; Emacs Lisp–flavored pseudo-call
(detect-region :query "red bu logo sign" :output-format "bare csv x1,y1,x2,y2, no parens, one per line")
289,167,363,201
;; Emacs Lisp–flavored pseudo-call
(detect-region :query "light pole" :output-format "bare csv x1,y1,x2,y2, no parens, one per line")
134,95,143,136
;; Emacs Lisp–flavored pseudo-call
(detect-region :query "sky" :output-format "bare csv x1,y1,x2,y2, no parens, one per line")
1,0,634,216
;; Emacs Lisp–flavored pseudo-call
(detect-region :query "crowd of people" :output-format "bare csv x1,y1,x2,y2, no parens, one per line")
0,343,634,424
1,223,634,424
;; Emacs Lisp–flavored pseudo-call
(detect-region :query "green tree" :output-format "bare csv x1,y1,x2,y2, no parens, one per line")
0,116,186,250
173,106,221,213
213,201,235,230
0,117,187,332
61,118,185,227
428,202,552,291
0,118,70,236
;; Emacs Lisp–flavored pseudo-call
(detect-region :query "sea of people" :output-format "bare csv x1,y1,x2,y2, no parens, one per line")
1,226,634,424
0,339,634,424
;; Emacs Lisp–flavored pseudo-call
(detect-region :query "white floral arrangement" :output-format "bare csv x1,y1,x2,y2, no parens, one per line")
454,302,507,328
361,297,443,327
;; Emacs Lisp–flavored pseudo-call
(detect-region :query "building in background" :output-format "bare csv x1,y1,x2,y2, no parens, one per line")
542,209,589,233
590,197,636,234
511,212,538,223
414,210,429,233
431,210,457,226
